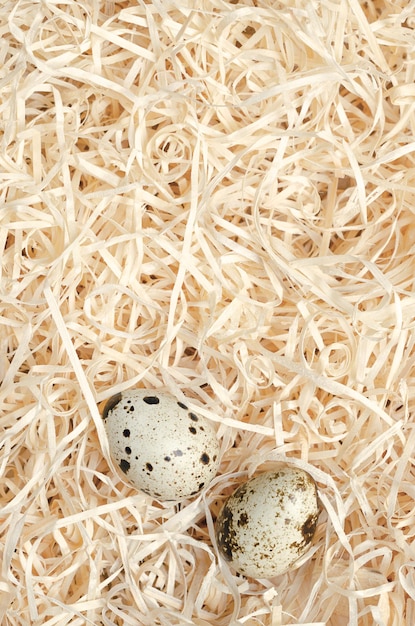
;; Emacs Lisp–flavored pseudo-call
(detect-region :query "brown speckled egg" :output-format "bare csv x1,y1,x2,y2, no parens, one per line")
215,468,320,578
102,389,220,501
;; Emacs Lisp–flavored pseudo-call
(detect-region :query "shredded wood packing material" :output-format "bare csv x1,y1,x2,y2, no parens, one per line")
1,0,415,624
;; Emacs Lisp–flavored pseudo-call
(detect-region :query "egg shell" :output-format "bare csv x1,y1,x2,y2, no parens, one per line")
215,468,320,578
102,389,220,501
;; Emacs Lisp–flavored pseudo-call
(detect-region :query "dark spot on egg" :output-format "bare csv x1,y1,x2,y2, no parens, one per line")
216,505,236,561
189,426,197,435
119,459,130,474
238,512,248,527
177,401,188,410
125,447,131,455
199,482,205,490
129,405,135,412
189,412,199,421
290,538,306,552
123,428,130,438
200,452,210,465
143,395,160,404
173,449,183,457
102,392,122,419
146,462,153,472
295,472,313,491
233,483,248,502
164,456,171,462
301,512,319,544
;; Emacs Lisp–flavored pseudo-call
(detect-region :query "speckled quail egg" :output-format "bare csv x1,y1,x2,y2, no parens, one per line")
102,389,220,501
215,467,320,578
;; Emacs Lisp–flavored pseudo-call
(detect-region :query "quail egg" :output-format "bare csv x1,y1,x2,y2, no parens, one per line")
215,467,320,578
102,389,220,501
